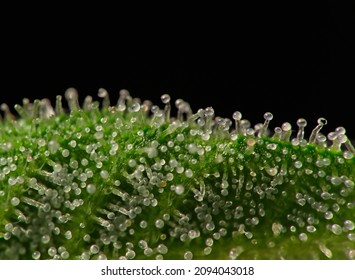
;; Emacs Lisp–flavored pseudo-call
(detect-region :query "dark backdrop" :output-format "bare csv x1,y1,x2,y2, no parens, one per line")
1,3,354,139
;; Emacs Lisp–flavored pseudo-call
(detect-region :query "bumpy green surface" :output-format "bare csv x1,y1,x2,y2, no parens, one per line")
0,98,354,260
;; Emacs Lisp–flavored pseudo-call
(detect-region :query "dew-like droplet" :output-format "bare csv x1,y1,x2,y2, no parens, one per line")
100,170,109,179
205,238,214,247
299,233,308,242
62,149,70,157
83,234,91,242
65,230,72,239
155,219,164,229
185,169,193,178
294,161,303,169
157,244,168,254
175,185,185,195
140,220,147,229
11,197,20,206
184,251,193,260
61,251,70,259
5,223,13,232
343,151,353,159
344,220,355,231
48,247,57,257
306,226,316,233
87,184,96,194
144,248,153,256
331,224,342,235
32,251,41,260
41,235,50,244
204,247,212,255
266,167,278,176
344,179,354,188
138,240,148,249
8,177,17,186
324,211,333,220
53,164,62,173
80,251,90,260
90,245,99,254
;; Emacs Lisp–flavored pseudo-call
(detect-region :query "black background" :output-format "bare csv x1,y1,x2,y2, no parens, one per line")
1,3,354,139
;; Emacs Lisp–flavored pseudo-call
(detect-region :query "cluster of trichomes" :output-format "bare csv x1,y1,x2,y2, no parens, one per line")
0,88,354,260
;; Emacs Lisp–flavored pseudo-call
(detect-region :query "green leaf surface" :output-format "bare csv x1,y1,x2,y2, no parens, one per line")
0,91,354,259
